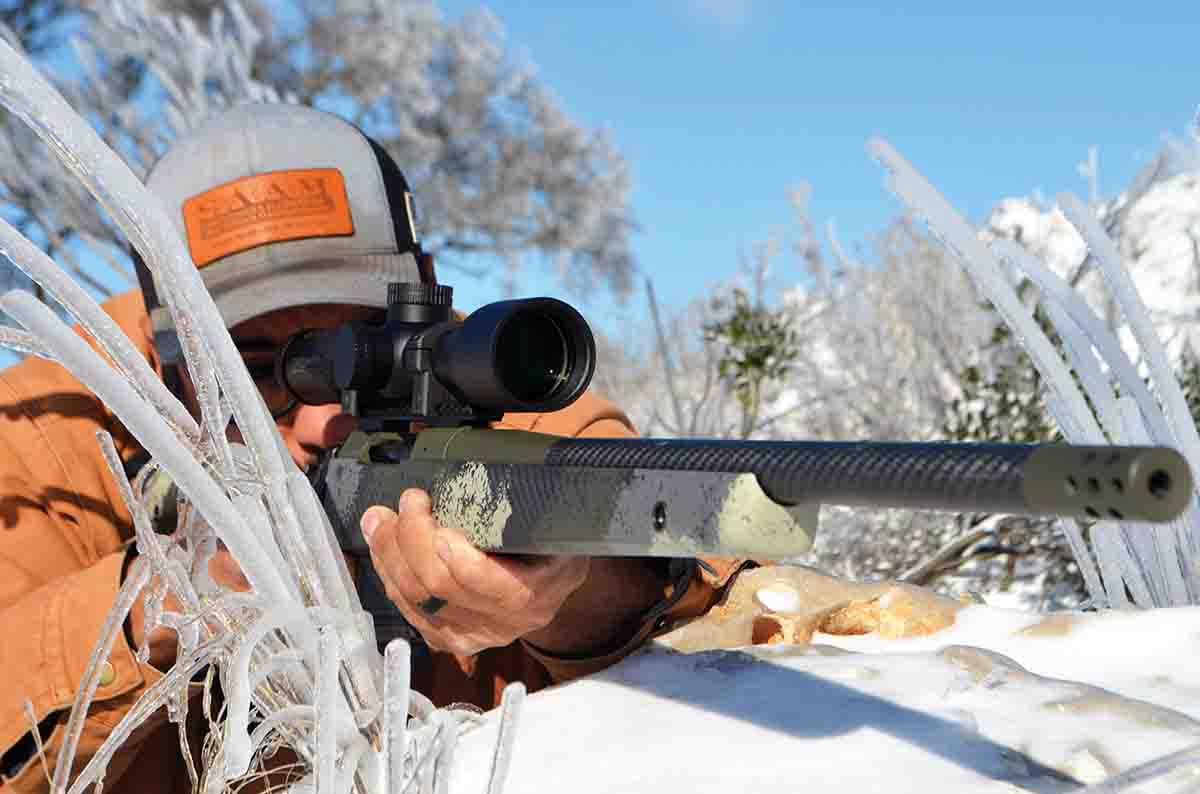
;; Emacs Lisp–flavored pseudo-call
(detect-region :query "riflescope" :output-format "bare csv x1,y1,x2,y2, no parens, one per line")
277,282,596,430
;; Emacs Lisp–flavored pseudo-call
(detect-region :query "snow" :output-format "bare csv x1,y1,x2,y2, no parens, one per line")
985,169,1200,365
447,596,1200,794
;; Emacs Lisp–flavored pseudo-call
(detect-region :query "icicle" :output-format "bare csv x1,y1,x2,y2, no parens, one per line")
485,683,526,794
316,624,341,794
0,326,51,358
414,718,442,794
432,711,458,794
287,471,357,613
95,431,203,614
223,603,327,778
248,705,317,750
1097,521,1156,608
1036,302,1124,440
1092,522,1133,609
231,492,301,602
139,578,167,664
195,362,236,478
336,733,372,794
67,639,231,794
1060,193,1200,472
248,650,308,691
49,560,151,794
383,639,412,794
1057,518,1108,610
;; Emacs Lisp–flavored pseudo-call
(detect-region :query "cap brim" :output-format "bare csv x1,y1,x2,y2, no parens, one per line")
150,251,421,360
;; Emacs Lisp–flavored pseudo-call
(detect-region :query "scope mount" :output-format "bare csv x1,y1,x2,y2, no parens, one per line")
342,282,503,435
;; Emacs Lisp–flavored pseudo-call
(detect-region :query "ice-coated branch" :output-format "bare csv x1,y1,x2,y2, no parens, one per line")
0,214,200,442
51,557,152,794
0,326,49,358
868,137,1103,444
383,639,412,794
1,290,294,603
991,239,1176,447
871,137,1200,609
0,35,295,523
1059,193,1200,475
486,683,527,794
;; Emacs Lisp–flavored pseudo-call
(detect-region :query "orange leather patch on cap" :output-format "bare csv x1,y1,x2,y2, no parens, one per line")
181,168,354,267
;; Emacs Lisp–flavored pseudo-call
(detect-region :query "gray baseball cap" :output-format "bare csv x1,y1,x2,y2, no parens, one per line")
136,103,427,362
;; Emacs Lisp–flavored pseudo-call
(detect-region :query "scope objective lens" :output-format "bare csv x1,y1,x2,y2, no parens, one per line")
494,310,572,402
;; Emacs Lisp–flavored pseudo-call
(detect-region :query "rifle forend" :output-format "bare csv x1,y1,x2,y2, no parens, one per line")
318,428,1193,561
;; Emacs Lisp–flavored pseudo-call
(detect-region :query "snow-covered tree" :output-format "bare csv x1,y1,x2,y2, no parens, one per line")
0,0,635,317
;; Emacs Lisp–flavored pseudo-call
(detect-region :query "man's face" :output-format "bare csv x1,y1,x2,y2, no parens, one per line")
181,303,381,470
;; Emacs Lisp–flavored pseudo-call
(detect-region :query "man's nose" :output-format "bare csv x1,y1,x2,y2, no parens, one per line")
290,402,358,450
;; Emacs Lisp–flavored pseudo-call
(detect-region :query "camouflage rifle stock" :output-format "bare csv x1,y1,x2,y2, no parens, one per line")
316,428,1192,560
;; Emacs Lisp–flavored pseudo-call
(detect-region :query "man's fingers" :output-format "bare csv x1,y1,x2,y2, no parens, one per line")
363,493,500,615
376,489,537,614
377,566,534,655
488,549,590,600
390,598,511,657
427,530,590,616
432,530,540,612
362,489,588,619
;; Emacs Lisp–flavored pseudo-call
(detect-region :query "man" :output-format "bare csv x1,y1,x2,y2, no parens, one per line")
0,104,748,793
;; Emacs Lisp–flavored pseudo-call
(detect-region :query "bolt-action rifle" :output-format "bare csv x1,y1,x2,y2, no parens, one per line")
285,282,1192,561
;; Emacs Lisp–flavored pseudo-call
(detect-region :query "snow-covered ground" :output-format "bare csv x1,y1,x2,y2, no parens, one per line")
448,566,1200,794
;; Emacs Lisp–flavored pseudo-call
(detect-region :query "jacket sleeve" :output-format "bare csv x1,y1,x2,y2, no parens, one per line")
0,354,182,792
520,555,753,683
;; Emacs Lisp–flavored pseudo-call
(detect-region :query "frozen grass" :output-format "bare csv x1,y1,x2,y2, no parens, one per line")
0,36,521,794
869,136,1200,612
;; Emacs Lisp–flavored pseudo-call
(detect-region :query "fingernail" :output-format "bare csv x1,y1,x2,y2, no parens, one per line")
435,534,453,564
361,511,381,543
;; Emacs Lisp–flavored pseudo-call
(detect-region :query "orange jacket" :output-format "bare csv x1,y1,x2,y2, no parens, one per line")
0,290,746,793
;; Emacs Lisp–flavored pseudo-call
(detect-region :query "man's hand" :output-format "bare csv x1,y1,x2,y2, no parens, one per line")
360,488,592,657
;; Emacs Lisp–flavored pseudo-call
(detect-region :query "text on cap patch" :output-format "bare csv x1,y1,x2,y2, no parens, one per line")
181,168,355,267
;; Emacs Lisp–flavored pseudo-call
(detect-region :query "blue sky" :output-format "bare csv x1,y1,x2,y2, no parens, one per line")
434,0,1200,334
